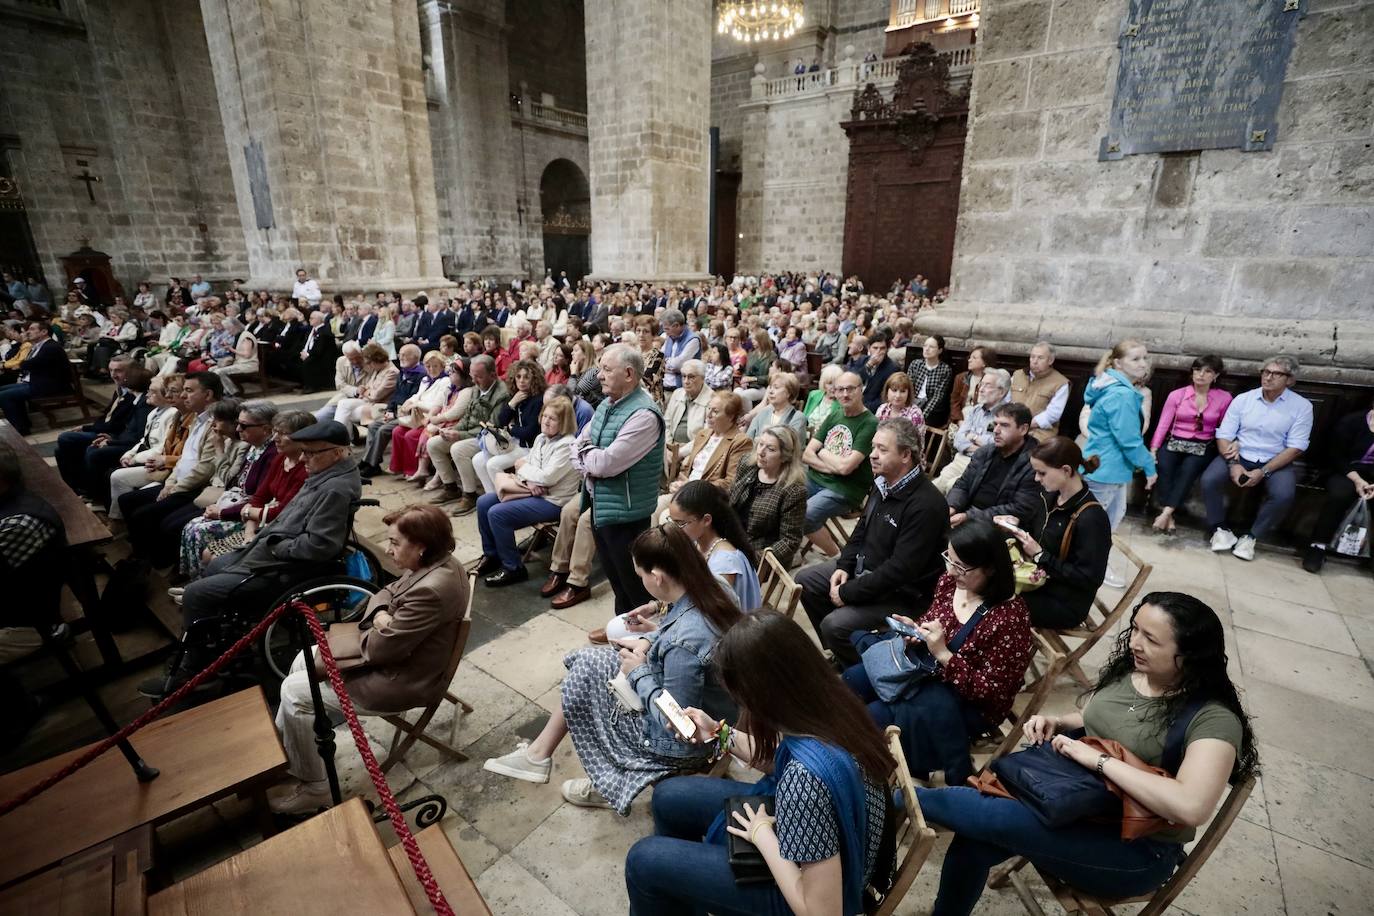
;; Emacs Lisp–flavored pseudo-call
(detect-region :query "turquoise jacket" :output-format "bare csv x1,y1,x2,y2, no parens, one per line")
1083,369,1157,485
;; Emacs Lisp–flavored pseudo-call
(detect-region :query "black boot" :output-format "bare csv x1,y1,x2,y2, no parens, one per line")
1302,545,1327,574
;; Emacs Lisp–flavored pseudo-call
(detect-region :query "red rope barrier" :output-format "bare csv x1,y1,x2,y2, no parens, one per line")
0,598,454,916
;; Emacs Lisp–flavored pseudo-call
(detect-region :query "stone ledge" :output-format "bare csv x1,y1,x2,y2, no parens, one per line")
915,300,1374,383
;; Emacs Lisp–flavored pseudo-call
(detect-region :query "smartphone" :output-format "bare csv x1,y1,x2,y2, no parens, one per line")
994,518,1025,537
654,691,697,739
1236,473,1251,485
885,615,925,640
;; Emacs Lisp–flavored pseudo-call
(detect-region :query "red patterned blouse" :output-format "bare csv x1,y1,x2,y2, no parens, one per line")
918,573,1034,724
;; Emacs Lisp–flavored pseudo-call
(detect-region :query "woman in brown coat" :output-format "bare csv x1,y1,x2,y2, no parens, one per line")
270,503,468,814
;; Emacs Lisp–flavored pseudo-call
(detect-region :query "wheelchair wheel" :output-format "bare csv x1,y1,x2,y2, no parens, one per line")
261,576,383,681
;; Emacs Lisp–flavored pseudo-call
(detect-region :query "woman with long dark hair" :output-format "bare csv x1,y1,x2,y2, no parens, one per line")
669,479,761,608
842,519,1033,787
918,591,1257,916
624,611,895,916
483,525,741,813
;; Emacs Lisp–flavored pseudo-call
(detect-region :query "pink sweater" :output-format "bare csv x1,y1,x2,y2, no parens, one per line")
1150,386,1234,450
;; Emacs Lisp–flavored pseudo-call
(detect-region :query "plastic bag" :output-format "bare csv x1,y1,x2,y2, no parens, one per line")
1330,498,1371,558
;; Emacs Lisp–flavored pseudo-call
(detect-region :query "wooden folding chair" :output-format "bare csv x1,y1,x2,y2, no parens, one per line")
1033,536,1151,689
922,425,949,475
378,570,478,773
874,724,938,916
521,520,559,563
757,548,801,618
988,775,1257,916
33,359,96,428
972,632,1067,768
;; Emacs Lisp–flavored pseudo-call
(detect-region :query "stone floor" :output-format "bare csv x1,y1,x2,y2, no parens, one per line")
7,389,1374,915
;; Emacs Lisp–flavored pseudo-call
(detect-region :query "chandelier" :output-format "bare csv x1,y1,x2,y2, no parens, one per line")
716,1,804,43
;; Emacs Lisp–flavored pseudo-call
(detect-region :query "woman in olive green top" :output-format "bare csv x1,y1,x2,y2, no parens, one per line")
917,591,1257,915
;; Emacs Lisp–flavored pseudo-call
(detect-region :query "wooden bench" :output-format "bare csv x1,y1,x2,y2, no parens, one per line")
389,825,493,916
148,798,417,915
31,359,96,429
0,824,153,915
0,687,287,888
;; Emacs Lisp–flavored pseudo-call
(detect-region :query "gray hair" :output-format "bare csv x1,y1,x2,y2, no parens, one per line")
341,341,361,355
680,358,704,377
661,308,685,327
470,353,496,376
1264,354,1300,377
877,417,924,459
1031,340,1056,357
546,382,573,401
273,409,316,434
984,367,1012,392
239,399,279,425
603,343,644,379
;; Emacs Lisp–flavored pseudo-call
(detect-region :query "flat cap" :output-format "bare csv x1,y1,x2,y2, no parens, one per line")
289,419,350,446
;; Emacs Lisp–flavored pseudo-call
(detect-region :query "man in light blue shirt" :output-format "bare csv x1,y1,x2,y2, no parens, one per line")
188,274,211,301
1202,354,1312,560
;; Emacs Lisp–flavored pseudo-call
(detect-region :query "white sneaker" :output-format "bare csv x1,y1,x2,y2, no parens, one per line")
1209,528,1238,553
483,741,551,784
561,777,613,809
167,586,185,598
1232,535,1256,561
1102,567,1126,589
267,780,333,815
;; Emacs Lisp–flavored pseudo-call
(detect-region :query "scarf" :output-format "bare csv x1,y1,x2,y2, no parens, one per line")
706,736,868,915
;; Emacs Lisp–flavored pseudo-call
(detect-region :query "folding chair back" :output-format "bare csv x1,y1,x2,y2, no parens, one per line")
990,776,1256,916
1035,535,1151,689
757,548,801,619
875,725,937,916
922,425,949,474
378,568,478,773
972,631,1067,767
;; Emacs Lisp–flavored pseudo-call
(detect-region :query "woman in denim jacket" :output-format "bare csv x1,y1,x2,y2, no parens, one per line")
484,525,741,813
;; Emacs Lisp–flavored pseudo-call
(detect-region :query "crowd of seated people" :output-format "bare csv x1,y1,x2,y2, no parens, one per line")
9,265,1347,914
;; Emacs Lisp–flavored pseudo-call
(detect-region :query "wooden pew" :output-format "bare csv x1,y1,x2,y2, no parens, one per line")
389,825,493,916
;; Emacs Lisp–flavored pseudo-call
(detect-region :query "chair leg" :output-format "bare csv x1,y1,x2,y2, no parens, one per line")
1007,871,1051,916
988,856,1030,889
445,692,474,714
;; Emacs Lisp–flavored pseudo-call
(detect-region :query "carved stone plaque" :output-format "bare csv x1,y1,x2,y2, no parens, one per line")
1099,0,1304,160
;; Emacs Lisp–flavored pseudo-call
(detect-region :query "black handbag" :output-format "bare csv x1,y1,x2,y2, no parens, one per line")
725,795,776,884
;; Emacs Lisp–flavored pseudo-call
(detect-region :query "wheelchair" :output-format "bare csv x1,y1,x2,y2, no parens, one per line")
154,494,392,703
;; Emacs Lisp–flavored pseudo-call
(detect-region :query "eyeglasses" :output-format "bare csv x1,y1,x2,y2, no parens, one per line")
300,445,341,456
668,515,694,529
941,549,971,575
832,384,859,393
1260,369,1291,379
236,421,266,430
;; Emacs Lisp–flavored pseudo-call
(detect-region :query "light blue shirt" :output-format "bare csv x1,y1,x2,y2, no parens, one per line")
1216,387,1312,463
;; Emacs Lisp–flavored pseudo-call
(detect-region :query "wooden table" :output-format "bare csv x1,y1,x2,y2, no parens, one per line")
0,824,153,915
148,798,417,916
389,825,492,916
0,687,288,888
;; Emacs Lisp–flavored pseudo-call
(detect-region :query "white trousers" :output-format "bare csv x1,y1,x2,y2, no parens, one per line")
275,649,379,785
107,467,155,518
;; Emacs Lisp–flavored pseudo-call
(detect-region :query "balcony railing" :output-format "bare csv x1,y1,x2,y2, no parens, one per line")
890,0,979,29
757,45,976,101
510,98,588,134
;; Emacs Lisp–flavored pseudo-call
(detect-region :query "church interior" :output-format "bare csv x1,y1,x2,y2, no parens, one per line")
1,0,1372,913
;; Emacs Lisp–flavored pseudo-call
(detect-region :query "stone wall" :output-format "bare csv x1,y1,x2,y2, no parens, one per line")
925,0,1374,379
736,76,855,274
0,0,248,290
506,0,587,112
510,118,591,278
710,55,755,173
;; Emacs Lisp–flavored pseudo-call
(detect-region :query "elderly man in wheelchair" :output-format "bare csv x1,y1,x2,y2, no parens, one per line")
139,419,371,700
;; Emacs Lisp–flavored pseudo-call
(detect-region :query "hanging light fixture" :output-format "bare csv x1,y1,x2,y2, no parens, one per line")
716,1,804,44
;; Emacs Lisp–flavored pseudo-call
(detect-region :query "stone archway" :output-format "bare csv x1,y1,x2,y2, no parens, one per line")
539,158,590,282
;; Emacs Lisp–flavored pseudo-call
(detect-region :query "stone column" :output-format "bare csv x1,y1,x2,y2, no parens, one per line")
419,0,524,281
199,0,451,294
584,0,711,282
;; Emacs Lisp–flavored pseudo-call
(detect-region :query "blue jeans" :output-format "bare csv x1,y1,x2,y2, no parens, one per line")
625,775,789,916
1200,455,1297,542
1154,442,1216,510
476,492,562,570
918,787,1183,916
1086,479,1128,530
804,478,857,533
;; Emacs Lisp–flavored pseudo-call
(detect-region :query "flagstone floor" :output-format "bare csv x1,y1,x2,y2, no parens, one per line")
8,389,1374,915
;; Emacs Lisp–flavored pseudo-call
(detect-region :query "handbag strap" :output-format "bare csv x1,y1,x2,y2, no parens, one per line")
1058,499,1102,561
946,602,988,654
1160,697,1208,775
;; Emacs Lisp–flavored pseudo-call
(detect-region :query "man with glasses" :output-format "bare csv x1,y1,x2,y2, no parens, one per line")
1201,354,1312,561
797,418,947,666
801,371,878,557
140,419,361,698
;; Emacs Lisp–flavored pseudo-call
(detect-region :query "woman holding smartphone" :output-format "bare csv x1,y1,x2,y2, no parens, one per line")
624,611,894,916
483,525,741,813
840,519,1034,788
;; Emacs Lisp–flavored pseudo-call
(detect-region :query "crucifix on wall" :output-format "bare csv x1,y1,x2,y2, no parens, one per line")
72,160,101,203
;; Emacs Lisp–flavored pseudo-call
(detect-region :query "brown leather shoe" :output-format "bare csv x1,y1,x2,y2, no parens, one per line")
550,583,591,610
428,484,460,505
587,627,608,645
448,494,478,516
539,571,569,598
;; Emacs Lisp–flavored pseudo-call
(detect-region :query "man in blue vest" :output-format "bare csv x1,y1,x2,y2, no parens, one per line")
572,344,664,613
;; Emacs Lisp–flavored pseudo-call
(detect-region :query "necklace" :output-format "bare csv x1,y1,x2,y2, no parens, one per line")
701,536,722,557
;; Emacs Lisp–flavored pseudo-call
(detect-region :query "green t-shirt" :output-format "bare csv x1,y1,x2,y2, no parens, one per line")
1083,675,1243,844
807,409,878,506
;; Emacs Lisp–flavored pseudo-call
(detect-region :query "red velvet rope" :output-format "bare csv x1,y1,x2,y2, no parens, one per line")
0,599,454,916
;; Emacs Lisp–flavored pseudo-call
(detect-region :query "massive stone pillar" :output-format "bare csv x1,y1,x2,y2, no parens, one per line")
199,0,450,293
584,0,712,282
419,0,524,281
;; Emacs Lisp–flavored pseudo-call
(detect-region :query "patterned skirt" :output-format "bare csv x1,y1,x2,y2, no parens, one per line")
561,646,703,815
179,517,246,577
